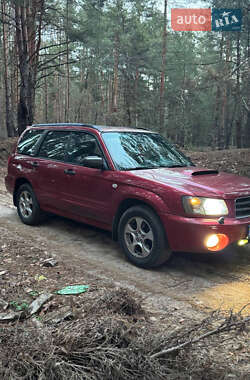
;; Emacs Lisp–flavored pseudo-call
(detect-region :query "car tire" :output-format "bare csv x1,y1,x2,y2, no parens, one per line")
118,205,172,268
16,184,43,225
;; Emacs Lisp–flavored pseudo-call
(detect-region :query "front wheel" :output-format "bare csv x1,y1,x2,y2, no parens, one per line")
118,205,171,268
16,184,43,225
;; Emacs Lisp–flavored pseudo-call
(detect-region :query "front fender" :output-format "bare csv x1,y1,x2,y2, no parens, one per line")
111,184,170,241
114,185,169,215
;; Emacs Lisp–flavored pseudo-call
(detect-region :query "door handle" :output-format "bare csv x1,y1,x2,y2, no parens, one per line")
64,168,76,175
31,161,39,168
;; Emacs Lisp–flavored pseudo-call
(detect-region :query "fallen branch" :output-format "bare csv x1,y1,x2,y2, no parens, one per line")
150,315,250,359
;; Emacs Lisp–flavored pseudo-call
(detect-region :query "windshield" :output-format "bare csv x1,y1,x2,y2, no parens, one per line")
102,132,193,170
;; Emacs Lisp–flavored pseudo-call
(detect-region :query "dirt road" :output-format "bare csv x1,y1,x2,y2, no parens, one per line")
1,172,249,319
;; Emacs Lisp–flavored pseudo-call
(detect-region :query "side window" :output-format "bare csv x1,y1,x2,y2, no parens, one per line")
66,132,102,165
38,131,69,161
17,129,44,156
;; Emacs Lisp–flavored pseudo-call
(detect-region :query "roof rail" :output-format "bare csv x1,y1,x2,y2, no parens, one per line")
31,123,98,129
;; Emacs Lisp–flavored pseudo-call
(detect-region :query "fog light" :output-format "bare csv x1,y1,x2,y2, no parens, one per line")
238,239,249,246
205,233,229,251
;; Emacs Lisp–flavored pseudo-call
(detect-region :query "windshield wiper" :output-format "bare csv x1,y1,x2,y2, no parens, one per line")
125,164,188,170
165,164,187,168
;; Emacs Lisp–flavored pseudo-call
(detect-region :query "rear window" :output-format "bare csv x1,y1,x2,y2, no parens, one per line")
38,131,69,161
17,129,44,156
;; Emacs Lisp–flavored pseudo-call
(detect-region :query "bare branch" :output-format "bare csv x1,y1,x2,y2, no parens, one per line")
38,50,69,69
150,316,250,359
37,61,76,77
39,41,69,51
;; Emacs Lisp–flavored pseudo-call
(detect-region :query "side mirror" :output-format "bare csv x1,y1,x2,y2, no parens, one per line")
83,156,104,169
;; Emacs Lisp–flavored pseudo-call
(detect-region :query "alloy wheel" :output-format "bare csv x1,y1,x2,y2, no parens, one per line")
19,190,33,218
124,216,154,258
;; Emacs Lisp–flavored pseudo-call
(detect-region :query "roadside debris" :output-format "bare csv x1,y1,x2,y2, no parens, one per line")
35,274,47,281
28,293,53,316
42,257,58,267
0,311,24,321
0,297,249,379
24,288,39,297
44,306,74,324
30,317,43,329
0,298,8,310
10,301,29,311
57,285,89,295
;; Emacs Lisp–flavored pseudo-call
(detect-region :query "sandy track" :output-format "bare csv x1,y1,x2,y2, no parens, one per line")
0,173,249,318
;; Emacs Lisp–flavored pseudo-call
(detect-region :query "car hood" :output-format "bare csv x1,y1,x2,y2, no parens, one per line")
129,167,250,198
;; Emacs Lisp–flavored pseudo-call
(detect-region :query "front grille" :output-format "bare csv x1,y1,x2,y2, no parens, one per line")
235,197,250,218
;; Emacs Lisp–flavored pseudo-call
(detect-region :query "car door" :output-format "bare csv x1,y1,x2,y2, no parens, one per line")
62,131,114,225
35,130,75,213
12,128,47,195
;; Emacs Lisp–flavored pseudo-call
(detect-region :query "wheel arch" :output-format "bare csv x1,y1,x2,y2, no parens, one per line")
13,178,33,206
112,198,162,241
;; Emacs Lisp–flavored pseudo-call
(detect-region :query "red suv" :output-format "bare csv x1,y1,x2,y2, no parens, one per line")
5,123,250,268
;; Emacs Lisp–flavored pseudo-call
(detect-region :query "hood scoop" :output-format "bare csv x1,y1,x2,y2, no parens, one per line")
192,170,219,176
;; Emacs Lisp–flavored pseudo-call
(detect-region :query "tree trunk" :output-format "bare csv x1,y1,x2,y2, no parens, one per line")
134,67,139,127
244,19,250,147
65,0,70,122
214,33,224,148
112,33,119,113
220,36,231,150
214,84,221,147
14,0,45,135
245,111,250,148
235,31,242,148
124,73,132,126
1,0,15,137
159,0,167,134
44,70,48,122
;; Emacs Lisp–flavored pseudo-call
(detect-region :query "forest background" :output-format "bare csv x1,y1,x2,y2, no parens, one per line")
0,0,249,150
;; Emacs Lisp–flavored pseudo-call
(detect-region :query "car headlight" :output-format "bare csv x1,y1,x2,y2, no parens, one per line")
183,196,228,216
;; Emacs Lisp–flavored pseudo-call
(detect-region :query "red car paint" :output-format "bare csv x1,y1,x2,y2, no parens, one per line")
5,124,250,255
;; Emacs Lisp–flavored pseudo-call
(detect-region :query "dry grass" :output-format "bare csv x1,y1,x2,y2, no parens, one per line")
0,288,249,380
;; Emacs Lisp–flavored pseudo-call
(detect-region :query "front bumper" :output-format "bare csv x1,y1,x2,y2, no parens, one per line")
160,213,250,252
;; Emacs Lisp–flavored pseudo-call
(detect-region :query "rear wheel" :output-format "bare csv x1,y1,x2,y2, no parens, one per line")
118,205,171,268
16,184,43,225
